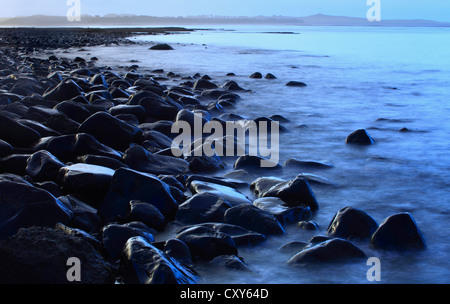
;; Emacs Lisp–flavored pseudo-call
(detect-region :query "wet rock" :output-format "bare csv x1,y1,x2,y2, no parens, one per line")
53,100,91,123
345,129,375,145
185,154,226,173
0,227,114,284
224,204,285,236
286,81,307,87
283,158,333,169
264,73,277,79
58,163,115,206
101,223,155,260
127,200,166,231
0,113,41,148
253,197,312,225
76,154,127,170
120,236,199,284
79,112,143,151
0,174,73,240
55,222,101,250
109,104,146,123
149,43,174,50
175,225,238,261
176,192,232,224
262,176,319,211
163,238,193,266
249,72,262,79
57,195,102,233
189,180,252,206
43,79,84,102
297,221,319,230
233,155,282,171
327,206,378,240
123,145,189,175
0,139,14,157
250,176,285,197
1,154,31,175
192,79,218,90
176,222,266,247
17,119,61,137
288,238,367,265
99,168,178,223
33,133,122,163
26,150,65,182
370,213,426,251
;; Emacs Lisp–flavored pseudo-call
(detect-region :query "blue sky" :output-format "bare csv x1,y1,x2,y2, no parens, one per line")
1,0,450,22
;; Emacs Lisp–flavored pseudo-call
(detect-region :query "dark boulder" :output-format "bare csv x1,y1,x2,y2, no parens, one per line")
57,195,102,234
288,238,366,265
189,180,252,206
210,255,253,272
0,174,73,240
99,168,178,223
233,155,281,171
261,176,319,211
250,176,285,197
1,154,31,175
26,150,65,182
253,197,312,225
175,225,238,261
163,238,193,266
101,223,155,260
123,145,189,175
0,227,114,284
249,72,262,79
79,112,143,151
297,221,320,230
224,204,285,236
58,163,115,206
371,213,426,251
126,200,166,231
345,129,375,145
192,79,218,90
76,154,127,170
283,158,333,169
176,192,232,224
0,139,14,157
109,104,146,123
0,113,41,148
286,81,307,87
54,100,91,123
43,79,84,102
120,236,199,284
149,44,174,50
327,206,378,240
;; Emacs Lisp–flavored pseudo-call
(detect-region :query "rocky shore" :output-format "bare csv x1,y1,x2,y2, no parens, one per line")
0,29,426,284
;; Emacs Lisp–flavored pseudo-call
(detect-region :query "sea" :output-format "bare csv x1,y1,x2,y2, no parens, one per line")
58,25,450,284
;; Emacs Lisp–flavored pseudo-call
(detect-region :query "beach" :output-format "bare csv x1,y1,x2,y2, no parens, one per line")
0,26,448,285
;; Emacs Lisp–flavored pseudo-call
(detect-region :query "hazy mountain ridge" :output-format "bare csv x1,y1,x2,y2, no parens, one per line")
1,14,449,27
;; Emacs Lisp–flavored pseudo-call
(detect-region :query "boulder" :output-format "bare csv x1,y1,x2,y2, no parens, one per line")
79,112,143,151
163,238,193,266
149,44,174,50
224,204,285,236
0,139,14,157
288,238,367,265
286,81,307,87
99,168,178,223
189,180,252,206
176,192,232,224
210,255,252,272
0,227,114,284
120,236,199,284
26,150,65,182
123,145,189,176
250,176,285,197
370,213,426,251
176,223,266,247
0,174,73,240
345,129,375,145
101,223,155,260
126,200,166,231
175,225,238,261
253,197,312,225
58,163,115,206
57,195,102,234
233,155,281,171
262,176,319,211
326,206,378,240
43,79,84,102
0,113,41,148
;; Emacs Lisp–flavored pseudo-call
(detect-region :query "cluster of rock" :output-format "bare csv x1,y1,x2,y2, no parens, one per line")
0,44,425,284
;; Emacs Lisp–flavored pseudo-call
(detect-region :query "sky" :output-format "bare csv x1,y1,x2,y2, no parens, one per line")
1,0,450,22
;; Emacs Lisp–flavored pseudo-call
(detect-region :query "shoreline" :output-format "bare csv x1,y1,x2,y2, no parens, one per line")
0,28,431,284
0,27,193,49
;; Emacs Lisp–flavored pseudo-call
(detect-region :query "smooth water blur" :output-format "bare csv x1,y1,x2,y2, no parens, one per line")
59,25,450,283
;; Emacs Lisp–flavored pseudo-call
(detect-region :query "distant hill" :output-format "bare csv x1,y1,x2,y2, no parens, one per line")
1,14,449,27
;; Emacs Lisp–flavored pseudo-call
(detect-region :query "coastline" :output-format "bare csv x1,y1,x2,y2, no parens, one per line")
0,27,436,285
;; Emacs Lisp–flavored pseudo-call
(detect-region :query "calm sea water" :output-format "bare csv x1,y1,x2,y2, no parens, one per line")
61,25,450,283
